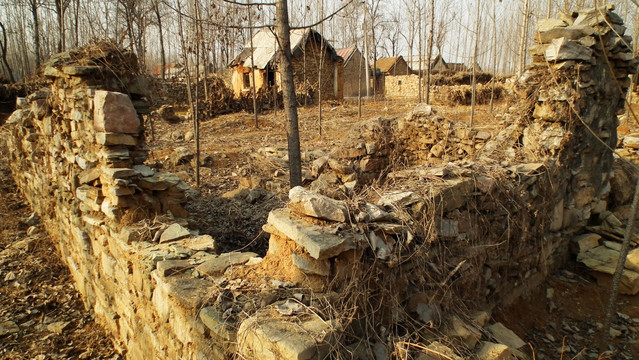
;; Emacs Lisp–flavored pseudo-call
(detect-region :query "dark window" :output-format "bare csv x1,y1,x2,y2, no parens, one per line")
243,72,251,89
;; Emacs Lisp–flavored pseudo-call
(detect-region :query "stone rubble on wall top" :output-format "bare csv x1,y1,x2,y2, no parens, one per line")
288,186,348,222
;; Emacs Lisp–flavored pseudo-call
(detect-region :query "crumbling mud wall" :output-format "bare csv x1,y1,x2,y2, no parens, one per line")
1,6,637,360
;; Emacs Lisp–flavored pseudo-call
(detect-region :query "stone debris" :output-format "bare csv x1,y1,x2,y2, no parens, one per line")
168,146,194,167
477,342,514,360
485,322,528,359
288,186,348,222
159,223,191,243
195,252,257,276
238,310,335,360
415,341,462,360
577,246,639,294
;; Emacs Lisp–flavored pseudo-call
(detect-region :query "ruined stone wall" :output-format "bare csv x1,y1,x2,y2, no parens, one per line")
2,47,226,360
2,6,638,360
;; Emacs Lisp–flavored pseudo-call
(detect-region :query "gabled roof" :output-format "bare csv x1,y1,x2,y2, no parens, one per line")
375,57,404,73
230,29,340,69
405,54,446,71
336,47,357,64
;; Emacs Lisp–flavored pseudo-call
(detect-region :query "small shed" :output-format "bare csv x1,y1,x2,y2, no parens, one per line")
229,29,343,100
336,47,371,97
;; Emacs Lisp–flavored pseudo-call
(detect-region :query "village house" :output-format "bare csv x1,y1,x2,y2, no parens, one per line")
405,54,448,75
335,47,371,98
374,56,412,76
229,29,343,100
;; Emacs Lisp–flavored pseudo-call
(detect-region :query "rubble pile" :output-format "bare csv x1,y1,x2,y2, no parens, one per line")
308,116,395,194
395,103,492,165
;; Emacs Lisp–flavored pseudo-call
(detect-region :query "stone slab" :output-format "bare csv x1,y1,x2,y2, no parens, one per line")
238,312,333,360
292,254,330,276
195,252,257,276
200,306,237,341
156,259,192,277
93,90,140,134
485,323,526,350
288,186,348,222
578,246,639,294
159,223,191,243
266,208,360,260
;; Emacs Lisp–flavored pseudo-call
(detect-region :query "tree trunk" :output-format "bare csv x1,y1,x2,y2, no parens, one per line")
425,0,434,104
73,0,79,47
489,0,497,112
363,1,370,98
248,1,259,128
470,0,480,127
517,0,530,77
0,21,15,82
29,0,41,68
55,0,67,53
418,12,422,103
152,0,166,81
276,0,302,188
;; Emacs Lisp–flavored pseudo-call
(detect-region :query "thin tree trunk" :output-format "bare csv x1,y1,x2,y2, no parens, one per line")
358,48,363,118
600,178,639,353
0,21,15,82
276,0,302,188
177,0,196,185
194,0,201,188
55,0,66,53
29,0,41,68
470,0,480,127
248,1,259,128
517,0,530,77
425,0,434,104
418,12,422,103
74,0,79,47
489,0,497,112
363,1,370,98
152,0,166,81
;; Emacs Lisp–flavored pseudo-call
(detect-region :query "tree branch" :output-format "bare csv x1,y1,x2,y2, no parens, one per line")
222,0,275,6
291,0,353,30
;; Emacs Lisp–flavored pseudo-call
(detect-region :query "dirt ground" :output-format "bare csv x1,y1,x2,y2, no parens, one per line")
3,94,639,358
0,135,119,359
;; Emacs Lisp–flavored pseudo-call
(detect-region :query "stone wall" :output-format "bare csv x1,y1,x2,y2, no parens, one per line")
2,47,223,360
384,74,422,99
2,6,637,360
